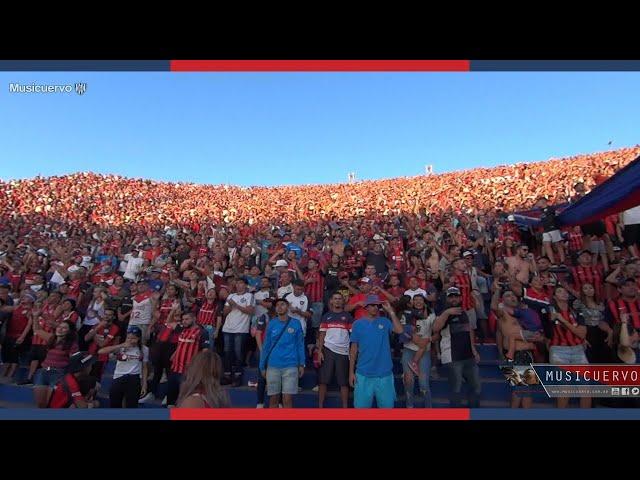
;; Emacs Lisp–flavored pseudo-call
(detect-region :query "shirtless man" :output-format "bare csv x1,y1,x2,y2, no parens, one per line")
505,244,536,286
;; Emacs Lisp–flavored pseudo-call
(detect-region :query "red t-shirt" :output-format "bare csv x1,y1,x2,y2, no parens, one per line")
88,324,120,362
48,374,82,408
347,293,383,320
171,326,205,374
7,307,31,339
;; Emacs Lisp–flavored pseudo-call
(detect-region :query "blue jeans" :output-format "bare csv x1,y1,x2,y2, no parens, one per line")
447,358,481,408
354,373,396,408
549,345,588,364
310,302,324,329
203,325,216,351
34,367,64,387
223,332,248,377
401,348,432,408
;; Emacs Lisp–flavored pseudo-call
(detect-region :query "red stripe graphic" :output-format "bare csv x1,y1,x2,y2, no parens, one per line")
170,60,470,72
170,408,470,420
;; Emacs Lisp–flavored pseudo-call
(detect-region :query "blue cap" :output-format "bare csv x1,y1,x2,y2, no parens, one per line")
127,326,143,338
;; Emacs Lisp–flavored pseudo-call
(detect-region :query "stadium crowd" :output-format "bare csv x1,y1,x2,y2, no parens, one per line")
0,146,639,409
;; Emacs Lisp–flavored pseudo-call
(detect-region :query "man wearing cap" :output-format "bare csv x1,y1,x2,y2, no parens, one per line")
346,277,383,320
349,297,403,408
276,270,294,299
433,287,482,408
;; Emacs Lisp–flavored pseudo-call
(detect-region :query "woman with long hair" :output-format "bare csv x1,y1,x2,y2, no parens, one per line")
32,318,79,408
547,286,590,409
176,349,230,408
572,283,609,363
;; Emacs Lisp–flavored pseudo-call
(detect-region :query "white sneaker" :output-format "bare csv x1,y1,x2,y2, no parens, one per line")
161,396,167,406
278,404,283,408
256,403,264,409
160,372,168,383
312,385,319,392
138,392,155,404
248,380,258,388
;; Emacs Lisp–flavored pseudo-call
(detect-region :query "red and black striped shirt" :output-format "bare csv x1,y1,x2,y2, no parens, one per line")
607,298,640,330
567,230,584,252
571,265,604,301
197,301,218,327
158,299,175,325
454,272,473,311
549,309,585,347
304,270,325,304
171,325,206,374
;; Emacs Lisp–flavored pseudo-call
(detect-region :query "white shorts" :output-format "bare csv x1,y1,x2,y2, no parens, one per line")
542,230,563,243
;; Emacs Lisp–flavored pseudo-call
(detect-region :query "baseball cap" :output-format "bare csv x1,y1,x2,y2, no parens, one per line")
364,295,383,306
462,250,474,258
446,287,461,296
36,248,48,257
274,259,288,268
359,277,372,285
613,246,622,252
127,325,143,338
507,215,515,222
66,352,96,374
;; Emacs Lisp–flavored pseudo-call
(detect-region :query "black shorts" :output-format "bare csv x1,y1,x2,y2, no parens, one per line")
318,347,349,387
2,338,28,364
29,345,48,363
623,224,640,247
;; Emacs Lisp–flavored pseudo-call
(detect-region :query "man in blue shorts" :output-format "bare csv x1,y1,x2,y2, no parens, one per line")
349,296,403,408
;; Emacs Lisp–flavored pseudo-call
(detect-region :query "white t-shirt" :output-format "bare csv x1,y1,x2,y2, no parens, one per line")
277,284,294,299
113,345,149,379
285,292,309,335
623,206,640,226
83,300,105,327
402,313,436,352
223,292,255,333
253,290,271,318
130,292,154,326
404,288,427,300
123,254,144,281
81,255,93,269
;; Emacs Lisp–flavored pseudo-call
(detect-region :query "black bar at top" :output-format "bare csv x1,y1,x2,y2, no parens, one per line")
0,60,170,71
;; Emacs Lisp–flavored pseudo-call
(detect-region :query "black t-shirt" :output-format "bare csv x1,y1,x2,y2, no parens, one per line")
439,311,473,364
365,253,388,274
325,266,341,292
540,206,559,232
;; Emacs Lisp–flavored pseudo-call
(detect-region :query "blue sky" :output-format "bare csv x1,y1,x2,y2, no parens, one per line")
0,72,638,186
